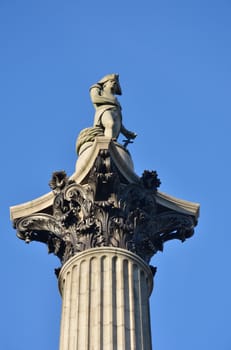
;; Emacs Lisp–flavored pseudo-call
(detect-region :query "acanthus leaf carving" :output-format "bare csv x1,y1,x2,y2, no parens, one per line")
14,155,197,273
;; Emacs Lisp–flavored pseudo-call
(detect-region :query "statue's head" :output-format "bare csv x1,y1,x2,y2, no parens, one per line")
98,74,122,95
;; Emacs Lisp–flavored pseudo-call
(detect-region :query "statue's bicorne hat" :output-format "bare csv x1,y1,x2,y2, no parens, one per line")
98,73,122,95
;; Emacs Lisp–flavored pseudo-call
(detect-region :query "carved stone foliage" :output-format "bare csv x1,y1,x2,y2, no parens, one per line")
14,152,196,270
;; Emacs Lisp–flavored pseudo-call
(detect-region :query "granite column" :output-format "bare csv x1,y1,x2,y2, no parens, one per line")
58,247,153,350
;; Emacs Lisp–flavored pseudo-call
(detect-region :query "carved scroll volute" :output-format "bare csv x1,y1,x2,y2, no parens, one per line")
64,183,93,220
16,213,63,242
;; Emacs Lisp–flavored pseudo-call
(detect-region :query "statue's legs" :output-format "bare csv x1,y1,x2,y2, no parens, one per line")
101,110,121,139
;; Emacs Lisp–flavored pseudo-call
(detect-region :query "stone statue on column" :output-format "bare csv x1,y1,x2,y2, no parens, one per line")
10,74,200,350
76,74,136,154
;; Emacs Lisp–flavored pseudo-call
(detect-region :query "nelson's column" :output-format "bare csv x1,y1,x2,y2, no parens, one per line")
10,74,200,350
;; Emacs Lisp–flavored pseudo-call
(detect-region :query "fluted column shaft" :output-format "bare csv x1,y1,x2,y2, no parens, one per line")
58,247,153,350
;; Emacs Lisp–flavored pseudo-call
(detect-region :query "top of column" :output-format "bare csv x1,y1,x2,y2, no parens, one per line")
10,74,200,272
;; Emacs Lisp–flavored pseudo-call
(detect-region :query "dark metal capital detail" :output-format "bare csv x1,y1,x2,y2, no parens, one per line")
14,152,196,270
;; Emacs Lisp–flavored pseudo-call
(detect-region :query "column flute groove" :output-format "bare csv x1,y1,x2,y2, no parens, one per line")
58,247,153,350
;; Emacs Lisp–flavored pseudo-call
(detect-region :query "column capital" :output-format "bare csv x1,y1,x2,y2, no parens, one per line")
11,139,199,272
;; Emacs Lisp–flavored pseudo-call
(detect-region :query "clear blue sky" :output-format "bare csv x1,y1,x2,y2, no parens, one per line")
1,1,231,349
